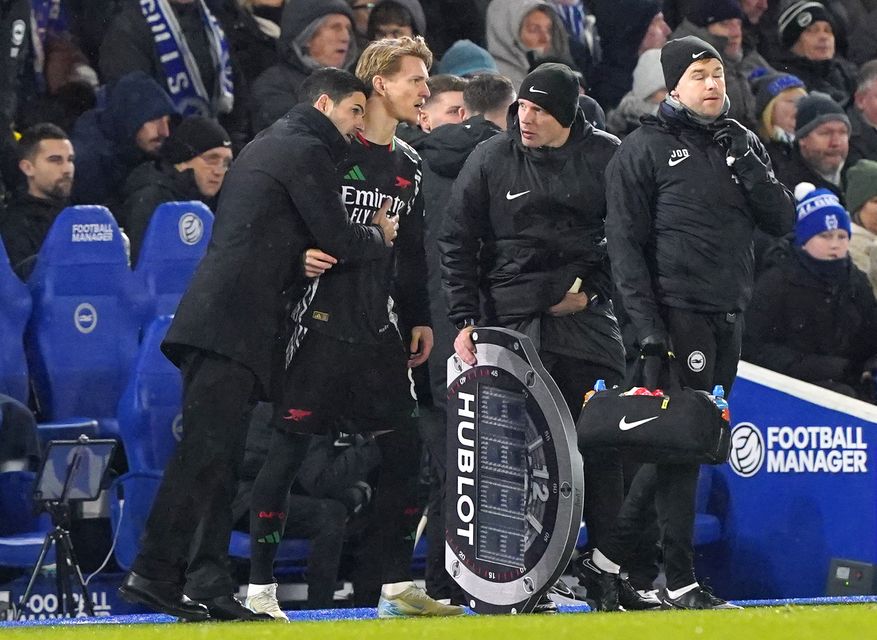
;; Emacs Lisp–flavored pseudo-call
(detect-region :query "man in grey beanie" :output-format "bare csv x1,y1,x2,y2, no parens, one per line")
772,90,851,201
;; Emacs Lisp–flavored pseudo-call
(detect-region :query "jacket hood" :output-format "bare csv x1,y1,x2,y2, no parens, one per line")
486,0,570,88
278,0,354,67
421,115,502,178
375,0,426,36
594,0,661,65
98,71,177,146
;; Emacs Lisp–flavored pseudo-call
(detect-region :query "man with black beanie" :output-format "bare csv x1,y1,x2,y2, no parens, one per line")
440,62,628,612
118,116,233,264
581,35,795,610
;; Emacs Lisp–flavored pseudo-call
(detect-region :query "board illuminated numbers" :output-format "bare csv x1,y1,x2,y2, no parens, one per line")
476,384,528,568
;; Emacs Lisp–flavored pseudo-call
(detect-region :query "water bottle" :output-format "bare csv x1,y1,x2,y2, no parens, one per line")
712,384,730,423
582,379,606,406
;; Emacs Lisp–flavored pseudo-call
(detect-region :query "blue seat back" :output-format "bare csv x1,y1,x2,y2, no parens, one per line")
0,239,32,403
134,201,213,322
25,206,141,429
109,470,162,571
117,316,183,472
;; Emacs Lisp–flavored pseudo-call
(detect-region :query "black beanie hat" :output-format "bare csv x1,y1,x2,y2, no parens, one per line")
689,0,745,27
778,1,835,50
162,116,231,164
660,36,724,92
518,62,580,128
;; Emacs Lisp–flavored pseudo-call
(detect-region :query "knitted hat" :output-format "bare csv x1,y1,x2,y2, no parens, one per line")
752,70,806,119
845,160,877,217
518,62,580,127
794,91,850,139
436,39,498,77
778,0,835,50
688,0,745,27
660,36,723,92
794,182,851,245
632,48,666,101
162,116,232,164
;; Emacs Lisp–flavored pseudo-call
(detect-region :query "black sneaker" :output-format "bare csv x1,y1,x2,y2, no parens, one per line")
661,585,741,610
572,552,624,612
618,579,663,611
531,592,558,614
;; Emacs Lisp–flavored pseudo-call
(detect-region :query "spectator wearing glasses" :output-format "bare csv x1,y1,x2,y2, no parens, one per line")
366,0,426,42
347,0,374,52
118,116,232,265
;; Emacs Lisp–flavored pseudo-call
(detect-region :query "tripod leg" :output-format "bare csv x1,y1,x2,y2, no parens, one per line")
58,529,94,617
55,530,73,616
17,533,55,619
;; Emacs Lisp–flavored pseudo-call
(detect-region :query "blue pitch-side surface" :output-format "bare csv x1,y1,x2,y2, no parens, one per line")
3,597,877,628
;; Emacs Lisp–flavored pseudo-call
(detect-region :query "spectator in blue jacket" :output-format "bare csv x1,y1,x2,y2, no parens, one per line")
70,71,177,211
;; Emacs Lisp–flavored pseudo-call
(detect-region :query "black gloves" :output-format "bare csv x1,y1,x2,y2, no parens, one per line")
713,118,752,159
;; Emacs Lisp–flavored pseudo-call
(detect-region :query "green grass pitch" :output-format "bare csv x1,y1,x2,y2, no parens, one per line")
4,605,877,640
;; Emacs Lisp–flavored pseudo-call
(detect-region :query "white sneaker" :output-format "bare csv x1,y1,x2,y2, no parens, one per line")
245,583,288,621
377,585,465,618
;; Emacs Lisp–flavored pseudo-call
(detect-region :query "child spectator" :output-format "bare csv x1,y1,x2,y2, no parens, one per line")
744,183,877,401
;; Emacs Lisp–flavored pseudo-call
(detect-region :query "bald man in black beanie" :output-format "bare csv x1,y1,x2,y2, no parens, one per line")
574,36,794,610
440,62,629,612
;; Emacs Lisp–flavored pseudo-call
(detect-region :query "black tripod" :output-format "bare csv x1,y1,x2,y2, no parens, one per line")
18,445,96,618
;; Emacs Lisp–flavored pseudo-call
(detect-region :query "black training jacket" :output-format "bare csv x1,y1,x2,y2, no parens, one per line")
440,110,624,370
604,103,795,343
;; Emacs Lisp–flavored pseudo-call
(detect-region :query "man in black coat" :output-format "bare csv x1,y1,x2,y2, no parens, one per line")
847,61,877,169
118,116,233,265
118,68,396,622
0,123,74,280
440,62,627,611
594,36,794,610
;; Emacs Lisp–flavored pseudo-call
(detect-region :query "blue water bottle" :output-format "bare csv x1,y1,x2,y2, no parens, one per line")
712,384,730,422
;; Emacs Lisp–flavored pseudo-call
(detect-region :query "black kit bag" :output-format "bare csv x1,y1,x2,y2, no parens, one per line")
576,355,731,465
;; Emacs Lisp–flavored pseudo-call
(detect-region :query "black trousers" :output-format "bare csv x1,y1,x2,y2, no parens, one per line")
250,332,422,601
601,307,743,590
132,350,257,599
542,352,624,552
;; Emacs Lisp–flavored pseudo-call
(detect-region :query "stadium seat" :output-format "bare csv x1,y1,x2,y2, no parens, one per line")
116,316,182,472
694,466,722,545
133,201,213,325
0,238,32,404
24,206,142,437
0,470,53,568
111,320,309,567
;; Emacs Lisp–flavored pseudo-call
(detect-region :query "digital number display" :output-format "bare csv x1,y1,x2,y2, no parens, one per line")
476,385,528,568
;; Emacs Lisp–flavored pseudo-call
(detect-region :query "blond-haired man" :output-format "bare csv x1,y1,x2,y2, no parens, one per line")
245,36,464,619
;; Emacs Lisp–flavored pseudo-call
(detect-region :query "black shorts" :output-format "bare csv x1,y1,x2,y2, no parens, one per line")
275,330,417,434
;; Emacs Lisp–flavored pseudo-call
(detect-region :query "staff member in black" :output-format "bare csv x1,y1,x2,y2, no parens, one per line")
118,68,397,621
440,62,628,610
586,35,794,610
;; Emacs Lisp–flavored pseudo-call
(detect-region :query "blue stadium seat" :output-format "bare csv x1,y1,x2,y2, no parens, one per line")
111,319,308,568
117,316,182,472
0,470,53,568
24,206,141,437
0,238,32,403
134,201,213,324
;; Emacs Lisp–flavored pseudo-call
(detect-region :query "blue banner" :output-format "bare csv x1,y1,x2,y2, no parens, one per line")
698,362,877,599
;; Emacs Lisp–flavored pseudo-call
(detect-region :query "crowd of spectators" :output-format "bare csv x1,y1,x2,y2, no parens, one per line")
3,0,877,607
